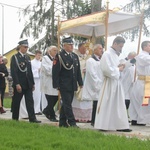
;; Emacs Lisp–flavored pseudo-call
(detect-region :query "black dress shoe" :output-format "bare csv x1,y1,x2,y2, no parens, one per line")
91,123,94,126
59,124,69,128
131,120,146,126
117,129,132,132
131,120,137,125
50,118,59,122
35,112,42,115
30,119,41,123
43,111,50,120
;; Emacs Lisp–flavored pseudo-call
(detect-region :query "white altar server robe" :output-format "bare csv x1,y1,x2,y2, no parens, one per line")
82,58,103,101
31,58,42,113
94,47,129,130
121,63,135,100
129,51,150,124
40,55,58,96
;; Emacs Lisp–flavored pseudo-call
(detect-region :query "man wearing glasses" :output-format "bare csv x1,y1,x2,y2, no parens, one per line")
10,39,41,123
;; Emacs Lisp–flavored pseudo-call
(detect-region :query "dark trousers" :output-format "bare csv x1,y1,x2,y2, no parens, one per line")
91,100,98,124
12,88,36,121
59,90,76,126
0,87,6,106
125,99,130,110
44,95,58,119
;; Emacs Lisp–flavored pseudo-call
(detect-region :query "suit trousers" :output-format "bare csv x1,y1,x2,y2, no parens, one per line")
91,100,98,124
12,88,36,121
59,90,76,126
44,95,58,119
0,87,5,106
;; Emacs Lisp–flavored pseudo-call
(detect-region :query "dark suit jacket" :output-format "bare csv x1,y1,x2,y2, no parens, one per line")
52,49,83,92
10,52,34,89
0,63,8,89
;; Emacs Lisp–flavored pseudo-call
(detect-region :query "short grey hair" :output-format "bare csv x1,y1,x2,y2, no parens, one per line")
128,51,136,57
93,44,102,51
46,46,58,54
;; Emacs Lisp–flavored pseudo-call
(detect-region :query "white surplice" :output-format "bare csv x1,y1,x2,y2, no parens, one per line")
129,51,150,124
120,62,135,100
31,58,42,113
19,96,28,119
82,57,103,101
94,47,129,130
40,55,58,96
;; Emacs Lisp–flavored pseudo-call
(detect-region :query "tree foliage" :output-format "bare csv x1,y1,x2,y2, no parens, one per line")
19,0,91,53
122,0,150,41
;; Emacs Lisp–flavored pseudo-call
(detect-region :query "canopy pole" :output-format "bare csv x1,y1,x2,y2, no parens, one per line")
105,0,109,50
57,15,60,51
57,15,61,113
134,10,144,82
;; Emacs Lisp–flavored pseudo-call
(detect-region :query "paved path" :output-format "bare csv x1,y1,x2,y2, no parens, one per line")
0,108,150,140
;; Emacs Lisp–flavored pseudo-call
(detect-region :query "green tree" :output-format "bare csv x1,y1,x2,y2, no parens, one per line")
19,0,91,53
122,0,150,40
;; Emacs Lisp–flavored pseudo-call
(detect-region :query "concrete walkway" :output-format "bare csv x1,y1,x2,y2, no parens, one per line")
0,108,150,140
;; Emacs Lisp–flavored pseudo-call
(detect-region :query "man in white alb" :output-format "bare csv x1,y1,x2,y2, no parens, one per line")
94,36,132,132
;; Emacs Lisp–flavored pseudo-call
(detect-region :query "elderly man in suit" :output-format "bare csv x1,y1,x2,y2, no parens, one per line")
52,37,83,127
10,39,41,123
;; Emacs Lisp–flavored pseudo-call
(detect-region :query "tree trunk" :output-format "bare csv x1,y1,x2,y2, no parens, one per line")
91,0,103,45
91,0,102,12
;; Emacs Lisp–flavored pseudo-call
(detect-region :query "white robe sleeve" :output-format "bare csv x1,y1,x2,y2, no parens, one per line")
31,60,41,78
41,56,52,76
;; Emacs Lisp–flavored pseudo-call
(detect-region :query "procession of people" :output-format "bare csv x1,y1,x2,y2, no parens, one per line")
0,35,150,132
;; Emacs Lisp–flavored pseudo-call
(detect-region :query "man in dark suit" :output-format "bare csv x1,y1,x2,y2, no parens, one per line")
10,39,41,123
52,37,83,127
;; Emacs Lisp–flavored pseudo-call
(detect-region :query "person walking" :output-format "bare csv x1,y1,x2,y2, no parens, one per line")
0,55,8,113
94,36,132,132
41,46,59,122
10,39,41,123
52,37,83,127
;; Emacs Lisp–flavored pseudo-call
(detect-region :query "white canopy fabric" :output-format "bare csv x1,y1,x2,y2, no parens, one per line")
59,10,141,38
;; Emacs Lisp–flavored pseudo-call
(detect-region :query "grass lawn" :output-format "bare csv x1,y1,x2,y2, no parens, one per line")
0,120,150,150
3,97,12,108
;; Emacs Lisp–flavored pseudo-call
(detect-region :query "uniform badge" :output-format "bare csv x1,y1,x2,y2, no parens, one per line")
53,59,57,65
66,63,69,66
65,53,67,56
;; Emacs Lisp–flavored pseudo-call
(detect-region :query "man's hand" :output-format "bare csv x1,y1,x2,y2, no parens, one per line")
32,85,35,91
82,68,86,73
16,84,22,93
118,64,125,72
0,72,5,77
80,86,83,88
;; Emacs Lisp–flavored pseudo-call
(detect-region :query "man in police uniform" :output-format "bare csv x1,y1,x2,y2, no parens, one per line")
10,39,41,123
52,37,83,127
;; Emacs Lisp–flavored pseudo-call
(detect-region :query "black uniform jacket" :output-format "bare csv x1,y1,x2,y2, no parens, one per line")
0,63,8,88
52,49,83,92
10,52,34,89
